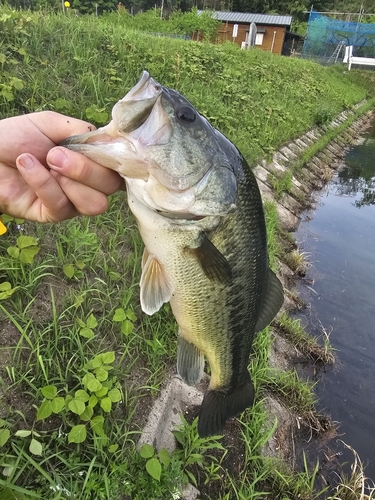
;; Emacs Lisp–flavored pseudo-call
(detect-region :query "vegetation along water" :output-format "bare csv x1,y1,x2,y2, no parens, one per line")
1,6,375,499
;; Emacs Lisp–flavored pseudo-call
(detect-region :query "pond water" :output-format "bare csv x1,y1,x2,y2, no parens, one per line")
294,119,375,482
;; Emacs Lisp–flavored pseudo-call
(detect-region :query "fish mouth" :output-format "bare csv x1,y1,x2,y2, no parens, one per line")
61,72,209,192
126,70,161,100
62,70,161,144
60,71,172,179
112,71,164,134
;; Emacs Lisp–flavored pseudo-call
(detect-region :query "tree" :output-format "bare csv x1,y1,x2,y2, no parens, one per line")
72,0,117,14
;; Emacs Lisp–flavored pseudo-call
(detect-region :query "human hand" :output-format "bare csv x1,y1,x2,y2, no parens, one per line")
0,111,124,223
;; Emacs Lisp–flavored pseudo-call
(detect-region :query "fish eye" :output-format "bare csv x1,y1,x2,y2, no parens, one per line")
176,106,196,123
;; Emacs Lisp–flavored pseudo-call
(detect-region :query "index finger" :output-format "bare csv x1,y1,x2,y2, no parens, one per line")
28,111,96,144
0,112,96,167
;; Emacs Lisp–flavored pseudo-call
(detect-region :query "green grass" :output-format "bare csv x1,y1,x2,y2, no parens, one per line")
1,6,375,499
1,8,375,159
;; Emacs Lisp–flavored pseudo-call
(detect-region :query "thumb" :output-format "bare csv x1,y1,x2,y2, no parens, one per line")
16,153,74,222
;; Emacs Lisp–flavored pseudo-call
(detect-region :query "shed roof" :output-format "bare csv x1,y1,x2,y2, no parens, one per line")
199,10,293,26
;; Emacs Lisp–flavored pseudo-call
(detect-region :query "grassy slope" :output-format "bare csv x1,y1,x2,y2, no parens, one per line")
1,7,375,500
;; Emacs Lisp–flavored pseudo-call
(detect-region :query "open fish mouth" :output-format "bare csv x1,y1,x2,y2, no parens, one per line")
60,71,172,180
62,71,169,145
62,71,238,218
111,71,165,134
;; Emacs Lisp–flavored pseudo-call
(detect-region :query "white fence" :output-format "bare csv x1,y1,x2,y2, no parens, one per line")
344,45,375,71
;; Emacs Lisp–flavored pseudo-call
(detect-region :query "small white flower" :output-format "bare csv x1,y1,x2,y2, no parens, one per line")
49,485,71,497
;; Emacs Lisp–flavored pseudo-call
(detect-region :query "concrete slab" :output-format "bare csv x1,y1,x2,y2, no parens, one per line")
273,151,290,165
253,164,271,185
280,147,298,161
326,143,342,155
138,376,203,454
287,142,304,155
137,376,203,500
295,138,310,149
257,180,300,231
305,130,321,142
268,160,287,175
279,191,303,213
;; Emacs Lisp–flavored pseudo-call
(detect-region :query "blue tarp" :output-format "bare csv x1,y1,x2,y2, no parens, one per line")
302,10,375,59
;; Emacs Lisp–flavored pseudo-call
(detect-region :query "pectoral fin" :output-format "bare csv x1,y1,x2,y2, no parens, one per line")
188,233,232,285
140,249,173,315
177,335,205,386
255,269,284,333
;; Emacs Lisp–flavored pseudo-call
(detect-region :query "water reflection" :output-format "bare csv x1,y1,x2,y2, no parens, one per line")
334,122,375,207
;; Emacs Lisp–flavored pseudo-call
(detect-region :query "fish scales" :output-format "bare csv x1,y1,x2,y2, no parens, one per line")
176,178,267,380
62,71,284,437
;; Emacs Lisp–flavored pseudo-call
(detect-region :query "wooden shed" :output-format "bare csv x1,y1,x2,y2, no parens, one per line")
200,11,293,55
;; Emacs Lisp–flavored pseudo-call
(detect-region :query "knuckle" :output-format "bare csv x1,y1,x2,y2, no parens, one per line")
66,151,93,182
83,195,108,216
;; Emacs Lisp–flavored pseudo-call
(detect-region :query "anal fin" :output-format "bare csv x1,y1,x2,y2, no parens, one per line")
177,335,204,386
198,372,254,437
140,249,173,316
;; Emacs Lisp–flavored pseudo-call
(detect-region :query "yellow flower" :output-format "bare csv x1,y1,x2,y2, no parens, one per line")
0,218,6,236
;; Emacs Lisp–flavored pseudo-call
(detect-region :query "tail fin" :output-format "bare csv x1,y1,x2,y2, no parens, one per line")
198,375,254,437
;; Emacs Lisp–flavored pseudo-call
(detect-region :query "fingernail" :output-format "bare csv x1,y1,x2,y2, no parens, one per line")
18,153,35,170
48,148,67,169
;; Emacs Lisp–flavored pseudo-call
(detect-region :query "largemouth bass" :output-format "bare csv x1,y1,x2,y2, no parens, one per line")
62,71,284,437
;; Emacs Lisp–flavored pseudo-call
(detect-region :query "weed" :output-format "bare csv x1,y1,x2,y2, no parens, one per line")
266,368,317,416
269,171,293,198
330,442,375,500
6,235,39,265
269,454,329,499
139,443,172,481
314,105,336,126
0,282,19,300
173,415,226,487
264,200,282,272
284,249,309,275
276,312,335,364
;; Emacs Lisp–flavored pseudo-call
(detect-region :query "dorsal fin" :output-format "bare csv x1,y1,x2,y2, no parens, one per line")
140,249,173,315
255,269,284,333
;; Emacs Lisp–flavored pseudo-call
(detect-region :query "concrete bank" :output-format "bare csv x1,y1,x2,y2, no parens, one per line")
253,103,375,233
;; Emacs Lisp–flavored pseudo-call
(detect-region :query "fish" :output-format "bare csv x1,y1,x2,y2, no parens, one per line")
62,71,284,437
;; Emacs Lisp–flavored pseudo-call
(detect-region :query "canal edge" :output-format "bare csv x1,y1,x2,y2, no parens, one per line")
259,100,375,478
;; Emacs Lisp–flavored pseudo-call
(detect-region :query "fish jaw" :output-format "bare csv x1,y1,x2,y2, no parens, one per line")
111,71,163,133
61,122,150,179
61,71,171,180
